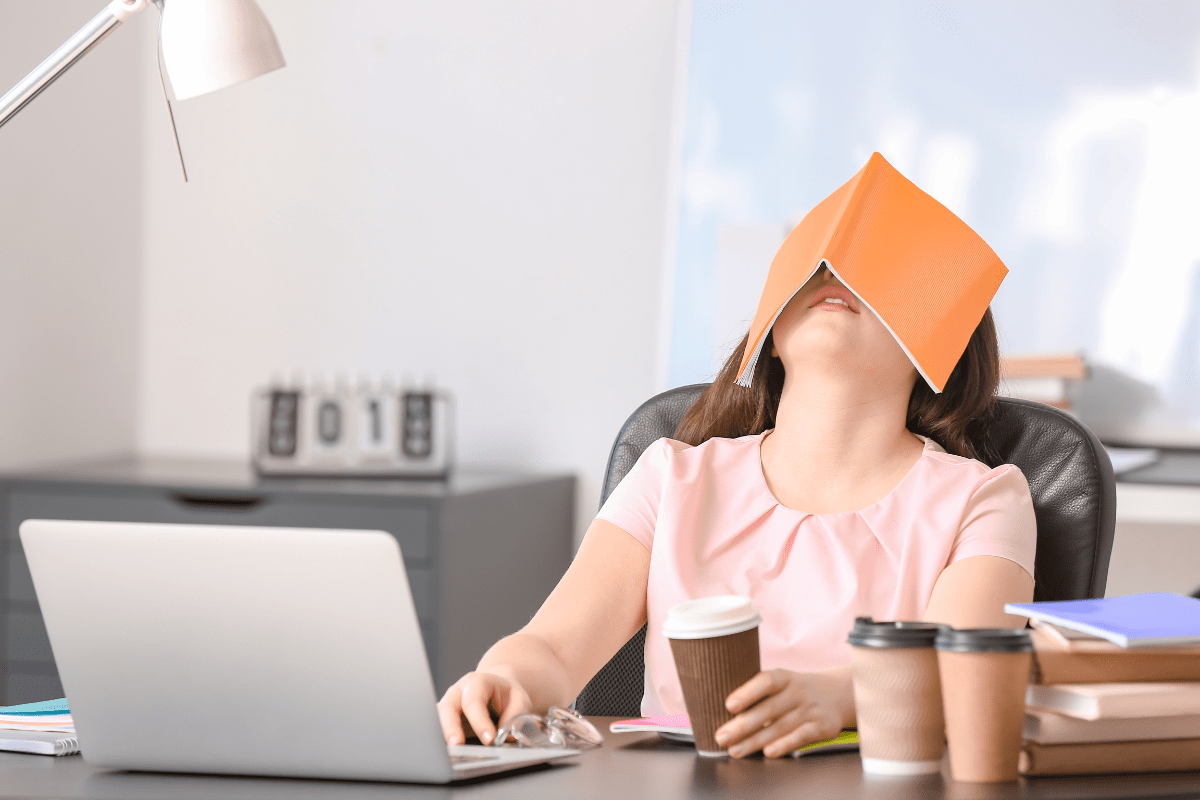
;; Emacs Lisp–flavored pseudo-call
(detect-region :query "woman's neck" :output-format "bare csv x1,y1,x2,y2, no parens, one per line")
759,372,924,514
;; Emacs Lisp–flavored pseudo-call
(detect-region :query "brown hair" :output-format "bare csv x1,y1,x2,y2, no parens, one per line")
674,308,1001,463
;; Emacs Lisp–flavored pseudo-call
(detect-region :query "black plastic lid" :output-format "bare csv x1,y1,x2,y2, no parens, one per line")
934,627,1033,654
847,617,942,649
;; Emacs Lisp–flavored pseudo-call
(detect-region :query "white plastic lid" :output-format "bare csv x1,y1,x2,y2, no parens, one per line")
662,596,762,640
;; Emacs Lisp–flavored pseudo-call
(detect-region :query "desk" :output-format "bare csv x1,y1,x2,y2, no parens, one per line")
0,719,1198,799
0,457,574,703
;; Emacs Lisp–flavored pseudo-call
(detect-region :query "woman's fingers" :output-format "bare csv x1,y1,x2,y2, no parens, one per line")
436,684,467,745
715,692,793,746
436,672,535,746
762,719,831,758
495,687,533,728
725,670,784,713
726,707,806,758
715,668,851,758
716,671,801,746
459,676,502,745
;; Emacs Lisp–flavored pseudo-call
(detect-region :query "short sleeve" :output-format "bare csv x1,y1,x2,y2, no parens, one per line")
948,465,1037,579
595,438,684,550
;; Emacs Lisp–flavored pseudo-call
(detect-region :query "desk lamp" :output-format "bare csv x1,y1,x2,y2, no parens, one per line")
0,0,285,179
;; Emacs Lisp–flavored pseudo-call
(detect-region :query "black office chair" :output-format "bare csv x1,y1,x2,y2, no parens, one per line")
574,383,1117,716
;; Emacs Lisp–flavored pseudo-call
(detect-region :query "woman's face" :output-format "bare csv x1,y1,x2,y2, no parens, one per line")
770,266,919,396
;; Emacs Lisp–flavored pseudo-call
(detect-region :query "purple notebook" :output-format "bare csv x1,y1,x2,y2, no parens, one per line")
1005,593,1200,648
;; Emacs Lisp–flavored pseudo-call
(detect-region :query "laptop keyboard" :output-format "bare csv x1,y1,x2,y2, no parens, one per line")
451,753,501,764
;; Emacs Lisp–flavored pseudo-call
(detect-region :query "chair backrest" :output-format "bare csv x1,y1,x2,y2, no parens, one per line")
574,383,1117,716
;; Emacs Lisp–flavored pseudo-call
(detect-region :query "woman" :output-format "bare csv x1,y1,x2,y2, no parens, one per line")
438,161,1036,759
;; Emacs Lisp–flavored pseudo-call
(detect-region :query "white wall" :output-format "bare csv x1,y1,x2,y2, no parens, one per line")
0,1,143,468
135,1,683,538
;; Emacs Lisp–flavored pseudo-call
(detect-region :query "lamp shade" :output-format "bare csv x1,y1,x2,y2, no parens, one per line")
160,0,285,101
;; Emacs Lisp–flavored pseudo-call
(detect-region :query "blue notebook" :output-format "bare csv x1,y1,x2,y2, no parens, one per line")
0,699,69,717
1005,593,1200,648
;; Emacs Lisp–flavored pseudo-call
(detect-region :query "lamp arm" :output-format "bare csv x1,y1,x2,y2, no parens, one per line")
0,0,149,131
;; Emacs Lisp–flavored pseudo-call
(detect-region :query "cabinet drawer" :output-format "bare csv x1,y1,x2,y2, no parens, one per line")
6,492,430,562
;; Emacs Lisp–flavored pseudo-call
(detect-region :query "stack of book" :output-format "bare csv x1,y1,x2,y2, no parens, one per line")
0,698,78,756
999,353,1087,410
1007,594,1200,777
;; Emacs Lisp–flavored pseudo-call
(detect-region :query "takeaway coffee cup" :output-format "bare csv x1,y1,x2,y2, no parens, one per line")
664,596,762,757
935,627,1033,783
847,617,946,775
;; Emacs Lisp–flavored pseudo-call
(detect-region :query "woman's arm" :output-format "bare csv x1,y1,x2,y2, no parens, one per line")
925,465,1037,628
438,518,649,744
923,554,1035,628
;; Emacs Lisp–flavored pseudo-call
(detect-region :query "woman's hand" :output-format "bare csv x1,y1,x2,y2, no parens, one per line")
713,668,853,758
437,671,533,745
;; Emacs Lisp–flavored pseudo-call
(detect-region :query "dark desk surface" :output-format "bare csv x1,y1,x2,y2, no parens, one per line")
1117,448,1200,487
2,719,1200,800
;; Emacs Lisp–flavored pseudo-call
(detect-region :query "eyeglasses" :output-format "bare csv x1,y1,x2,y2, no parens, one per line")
492,706,604,750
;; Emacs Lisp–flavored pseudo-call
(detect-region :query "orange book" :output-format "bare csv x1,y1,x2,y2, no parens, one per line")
737,152,1007,392
1031,626,1200,685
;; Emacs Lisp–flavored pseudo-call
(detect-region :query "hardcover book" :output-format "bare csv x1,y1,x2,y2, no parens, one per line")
1020,738,1200,776
1029,625,1200,684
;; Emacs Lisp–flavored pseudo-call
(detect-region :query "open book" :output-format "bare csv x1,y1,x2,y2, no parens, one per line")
736,151,1007,393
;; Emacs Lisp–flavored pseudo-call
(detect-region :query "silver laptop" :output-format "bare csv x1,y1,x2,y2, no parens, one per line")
19,519,579,782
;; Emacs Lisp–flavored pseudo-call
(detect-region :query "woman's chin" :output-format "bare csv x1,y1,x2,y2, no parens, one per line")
781,344,913,386
778,324,912,378
778,332,868,365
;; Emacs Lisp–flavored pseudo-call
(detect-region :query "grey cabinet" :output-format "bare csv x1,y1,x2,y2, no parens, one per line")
0,458,574,705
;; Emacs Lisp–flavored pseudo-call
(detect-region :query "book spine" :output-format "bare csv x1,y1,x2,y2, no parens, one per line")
1020,738,1200,776
1102,689,1200,719
1025,686,1097,720
1033,650,1200,684
827,164,874,255
1028,684,1200,720
1025,711,1200,744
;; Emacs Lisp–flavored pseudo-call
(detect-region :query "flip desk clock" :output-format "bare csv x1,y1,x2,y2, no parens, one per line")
252,385,453,477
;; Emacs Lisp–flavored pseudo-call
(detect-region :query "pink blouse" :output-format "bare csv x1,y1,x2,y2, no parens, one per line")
596,432,1037,716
